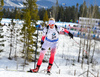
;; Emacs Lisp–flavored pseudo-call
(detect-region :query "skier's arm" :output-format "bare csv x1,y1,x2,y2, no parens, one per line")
41,27,46,45
59,27,73,39
64,28,73,39
41,36,45,45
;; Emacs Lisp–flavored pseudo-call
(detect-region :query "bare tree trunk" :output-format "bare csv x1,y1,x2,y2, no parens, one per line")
78,38,81,62
23,31,27,70
52,6,56,19
78,26,82,62
87,65,89,77
81,38,85,68
91,40,96,63
87,39,91,65
8,29,13,60
14,35,17,58
85,38,88,58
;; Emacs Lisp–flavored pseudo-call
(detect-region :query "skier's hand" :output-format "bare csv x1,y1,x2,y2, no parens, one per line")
68,32,73,39
41,40,44,45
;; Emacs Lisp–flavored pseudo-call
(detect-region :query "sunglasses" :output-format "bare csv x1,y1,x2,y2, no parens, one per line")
49,24,54,26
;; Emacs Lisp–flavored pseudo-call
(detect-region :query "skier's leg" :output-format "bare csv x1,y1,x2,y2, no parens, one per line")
30,48,47,73
49,47,56,64
47,47,56,73
37,48,47,66
30,41,50,73
37,41,50,66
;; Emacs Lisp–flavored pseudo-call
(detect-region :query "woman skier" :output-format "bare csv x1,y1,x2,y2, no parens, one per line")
29,18,73,74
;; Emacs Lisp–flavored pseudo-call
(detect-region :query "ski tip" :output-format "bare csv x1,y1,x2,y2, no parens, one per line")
27,69,33,73
47,72,52,75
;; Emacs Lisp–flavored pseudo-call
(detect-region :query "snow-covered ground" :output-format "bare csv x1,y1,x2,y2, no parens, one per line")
0,18,100,77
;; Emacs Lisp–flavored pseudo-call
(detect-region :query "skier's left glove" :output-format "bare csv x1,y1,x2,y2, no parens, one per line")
68,32,73,39
41,40,44,45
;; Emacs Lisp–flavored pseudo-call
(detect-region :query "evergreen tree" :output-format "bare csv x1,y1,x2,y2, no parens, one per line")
43,10,49,23
21,0,39,63
64,6,71,22
15,8,21,19
2,8,6,18
70,6,76,22
38,8,45,20
75,3,79,22
79,1,87,17
23,0,39,23
6,8,10,18
58,6,64,21
0,0,4,25
14,7,17,19
93,5,100,18
10,9,14,18
55,0,59,21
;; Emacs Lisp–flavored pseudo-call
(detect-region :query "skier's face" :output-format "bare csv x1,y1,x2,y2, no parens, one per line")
49,24,55,29
49,20,55,29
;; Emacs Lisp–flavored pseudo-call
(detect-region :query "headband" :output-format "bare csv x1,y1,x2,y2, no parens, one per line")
49,20,55,25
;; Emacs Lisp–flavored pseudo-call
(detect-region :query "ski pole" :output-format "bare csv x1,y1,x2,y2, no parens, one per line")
72,38,88,54
54,61,59,68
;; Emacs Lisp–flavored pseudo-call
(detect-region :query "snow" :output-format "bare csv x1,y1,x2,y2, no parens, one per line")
0,70,75,77
0,18,100,77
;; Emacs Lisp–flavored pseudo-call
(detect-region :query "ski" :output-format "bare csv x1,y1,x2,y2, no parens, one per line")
27,69,52,75
5,69,26,72
5,69,52,75
47,72,52,75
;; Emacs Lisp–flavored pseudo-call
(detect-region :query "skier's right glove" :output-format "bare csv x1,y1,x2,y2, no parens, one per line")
68,32,73,39
41,40,44,45
41,36,45,45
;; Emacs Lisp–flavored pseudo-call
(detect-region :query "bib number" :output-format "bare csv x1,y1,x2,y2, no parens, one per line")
52,32,56,39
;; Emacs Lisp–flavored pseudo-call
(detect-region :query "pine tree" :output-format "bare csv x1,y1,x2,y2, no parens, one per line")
43,10,49,23
38,8,45,20
21,0,39,63
15,8,21,19
0,0,4,25
23,0,39,23
55,0,59,21
6,8,10,18
93,5,100,19
75,3,79,22
59,6,64,21
2,8,6,18
79,1,87,17
70,6,76,22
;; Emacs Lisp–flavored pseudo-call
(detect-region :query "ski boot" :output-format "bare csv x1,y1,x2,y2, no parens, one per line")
47,63,52,74
28,65,40,73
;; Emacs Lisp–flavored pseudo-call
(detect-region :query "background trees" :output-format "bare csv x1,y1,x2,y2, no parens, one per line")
1,1,100,23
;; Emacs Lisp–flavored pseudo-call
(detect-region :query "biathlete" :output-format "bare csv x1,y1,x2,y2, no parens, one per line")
29,18,73,73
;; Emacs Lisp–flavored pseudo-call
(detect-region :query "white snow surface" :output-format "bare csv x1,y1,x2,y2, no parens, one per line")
0,18,100,77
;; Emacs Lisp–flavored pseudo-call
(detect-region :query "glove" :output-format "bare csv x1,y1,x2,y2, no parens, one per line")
68,32,73,39
41,40,44,45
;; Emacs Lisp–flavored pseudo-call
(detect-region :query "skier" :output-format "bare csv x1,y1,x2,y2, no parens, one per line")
29,18,73,74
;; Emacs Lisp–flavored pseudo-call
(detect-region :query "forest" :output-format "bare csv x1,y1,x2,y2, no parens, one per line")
1,1,100,23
